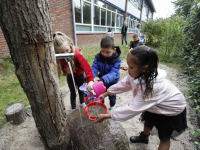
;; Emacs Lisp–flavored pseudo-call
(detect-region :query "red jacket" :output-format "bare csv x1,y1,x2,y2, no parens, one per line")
60,47,94,82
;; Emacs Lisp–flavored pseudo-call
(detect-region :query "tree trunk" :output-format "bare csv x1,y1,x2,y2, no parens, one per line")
0,0,70,149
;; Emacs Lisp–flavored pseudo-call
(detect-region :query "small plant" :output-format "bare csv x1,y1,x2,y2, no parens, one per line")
192,129,200,149
0,55,14,76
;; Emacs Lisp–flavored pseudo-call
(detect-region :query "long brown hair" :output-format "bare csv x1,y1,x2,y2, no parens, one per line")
53,31,76,74
129,46,159,99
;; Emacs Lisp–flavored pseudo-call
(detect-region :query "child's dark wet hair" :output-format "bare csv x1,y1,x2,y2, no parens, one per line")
100,36,115,49
129,45,159,98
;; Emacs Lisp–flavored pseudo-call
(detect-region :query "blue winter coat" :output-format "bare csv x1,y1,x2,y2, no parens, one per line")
91,46,121,86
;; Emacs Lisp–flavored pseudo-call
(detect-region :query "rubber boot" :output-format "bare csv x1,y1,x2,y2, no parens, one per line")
130,131,150,144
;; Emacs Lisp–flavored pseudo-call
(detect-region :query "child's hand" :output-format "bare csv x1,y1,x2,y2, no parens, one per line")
99,92,109,102
87,81,94,91
94,114,111,122
86,81,96,95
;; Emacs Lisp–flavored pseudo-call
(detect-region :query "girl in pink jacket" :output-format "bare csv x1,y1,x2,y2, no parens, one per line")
94,45,187,150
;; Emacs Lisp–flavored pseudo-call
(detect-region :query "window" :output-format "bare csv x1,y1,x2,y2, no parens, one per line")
129,0,142,10
101,8,106,26
107,5,116,12
94,6,100,25
129,19,132,29
116,14,120,27
94,26,106,31
76,25,91,31
94,0,106,8
117,9,123,15
107,10,111,26
111,12,115,27
120,16,124,27
83,2,91,24
74,1,136,33
74,0,81,23
134,20,138,28
126,17,129,25
149,11,153,19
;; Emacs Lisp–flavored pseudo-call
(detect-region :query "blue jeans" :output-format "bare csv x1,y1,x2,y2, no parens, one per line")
122,33,127,45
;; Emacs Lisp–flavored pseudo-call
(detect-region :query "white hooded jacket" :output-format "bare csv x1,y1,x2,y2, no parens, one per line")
108,69,186,121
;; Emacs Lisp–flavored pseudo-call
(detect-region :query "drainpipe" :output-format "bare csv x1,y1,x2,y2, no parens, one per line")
72,0,77,46
147,7,150,21
123,0,128,24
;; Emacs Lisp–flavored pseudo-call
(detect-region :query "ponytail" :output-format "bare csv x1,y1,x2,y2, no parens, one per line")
129,45,159,98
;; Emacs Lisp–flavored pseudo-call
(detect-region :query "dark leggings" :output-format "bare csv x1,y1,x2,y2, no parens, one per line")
122,33,127,45
67,74,85,109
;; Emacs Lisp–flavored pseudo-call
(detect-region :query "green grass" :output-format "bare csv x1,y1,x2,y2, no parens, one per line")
0,74,30,128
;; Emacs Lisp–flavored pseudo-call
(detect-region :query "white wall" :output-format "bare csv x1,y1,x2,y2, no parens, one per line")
106,0,125,10
127,1,140,19
141,14,147,21
106,0,140,19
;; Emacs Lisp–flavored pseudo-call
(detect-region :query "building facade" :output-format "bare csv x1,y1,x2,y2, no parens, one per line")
0,0,155,59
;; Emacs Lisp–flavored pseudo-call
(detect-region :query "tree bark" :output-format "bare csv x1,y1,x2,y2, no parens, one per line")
0,0,70,149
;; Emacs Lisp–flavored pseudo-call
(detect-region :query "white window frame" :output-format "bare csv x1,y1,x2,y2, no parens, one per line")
75,0,137,33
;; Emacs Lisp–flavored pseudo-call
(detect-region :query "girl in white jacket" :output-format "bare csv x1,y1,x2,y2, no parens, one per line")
94,45,187,150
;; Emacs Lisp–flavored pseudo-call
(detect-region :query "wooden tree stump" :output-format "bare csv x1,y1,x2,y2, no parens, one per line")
4,103,27,124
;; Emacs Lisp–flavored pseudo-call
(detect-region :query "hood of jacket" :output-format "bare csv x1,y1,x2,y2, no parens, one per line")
100,46,121,62
134,68,167,84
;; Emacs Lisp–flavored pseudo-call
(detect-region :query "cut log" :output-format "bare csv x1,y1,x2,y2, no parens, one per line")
4,103,27,124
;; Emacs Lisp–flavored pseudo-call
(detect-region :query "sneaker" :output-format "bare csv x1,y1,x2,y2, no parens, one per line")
121,45,123,47
80,103,86,108
109,106,115,111
126,45,128,47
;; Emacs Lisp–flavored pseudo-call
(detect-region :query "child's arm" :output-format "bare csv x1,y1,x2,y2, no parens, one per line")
99,91,109,101
91,55,99,78
76,52,94,82
129,41,133,49
94,114,111,122
110,95,158,122
106,76,132,96
101,58,121,85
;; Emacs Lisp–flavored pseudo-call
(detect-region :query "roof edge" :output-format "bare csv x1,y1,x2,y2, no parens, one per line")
146,0,156,13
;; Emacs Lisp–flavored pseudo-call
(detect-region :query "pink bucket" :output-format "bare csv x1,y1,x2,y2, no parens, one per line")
92,81,106,97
